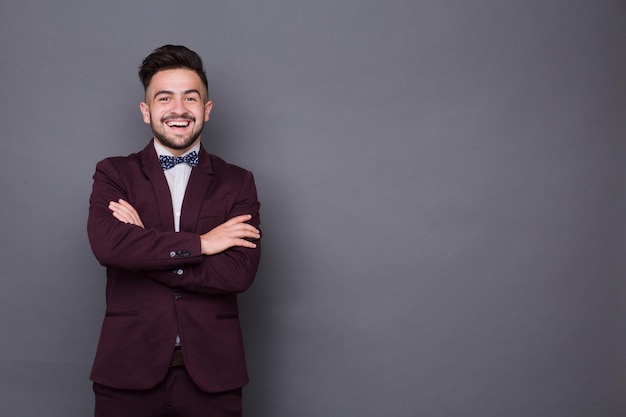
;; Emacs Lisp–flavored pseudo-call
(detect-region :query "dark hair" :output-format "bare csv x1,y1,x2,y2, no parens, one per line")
138,45,209,99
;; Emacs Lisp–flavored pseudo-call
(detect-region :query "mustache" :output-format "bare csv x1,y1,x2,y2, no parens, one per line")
161,113,196,123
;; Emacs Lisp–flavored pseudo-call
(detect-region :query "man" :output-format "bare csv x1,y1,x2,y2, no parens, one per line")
87,45,261,417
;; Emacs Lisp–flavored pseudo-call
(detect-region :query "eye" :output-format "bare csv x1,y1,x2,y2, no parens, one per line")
185,96,198,102
157,96,171,102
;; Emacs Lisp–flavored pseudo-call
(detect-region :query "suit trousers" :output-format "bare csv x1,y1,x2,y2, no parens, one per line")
93,367,243,417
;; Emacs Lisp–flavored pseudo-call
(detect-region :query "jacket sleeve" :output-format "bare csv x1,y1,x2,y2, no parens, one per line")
87,159,203,272
87,157,261,295
147,170,262,295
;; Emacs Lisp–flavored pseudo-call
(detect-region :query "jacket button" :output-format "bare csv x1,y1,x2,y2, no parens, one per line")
174,290,182,300
170,251,177,257
176,269,184,276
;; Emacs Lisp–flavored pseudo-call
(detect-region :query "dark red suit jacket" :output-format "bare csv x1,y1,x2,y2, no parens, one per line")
87,141,261,393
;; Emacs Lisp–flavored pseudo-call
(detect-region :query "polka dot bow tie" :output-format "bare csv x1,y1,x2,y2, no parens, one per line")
159,151,199,170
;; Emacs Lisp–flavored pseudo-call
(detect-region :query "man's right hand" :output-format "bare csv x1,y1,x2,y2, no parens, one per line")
109,199,145,228
200,215,260,255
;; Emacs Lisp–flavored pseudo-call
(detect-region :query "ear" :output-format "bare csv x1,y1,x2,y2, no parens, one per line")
139,102,151,124
204,100,213,122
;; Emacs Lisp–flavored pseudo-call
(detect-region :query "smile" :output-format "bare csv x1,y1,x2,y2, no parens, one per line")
166,120,191,128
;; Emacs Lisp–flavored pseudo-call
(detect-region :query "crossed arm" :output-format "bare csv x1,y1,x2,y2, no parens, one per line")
108,199,260,256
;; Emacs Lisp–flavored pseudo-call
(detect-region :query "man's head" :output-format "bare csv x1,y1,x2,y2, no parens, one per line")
138,45,213,156
139,45,209,100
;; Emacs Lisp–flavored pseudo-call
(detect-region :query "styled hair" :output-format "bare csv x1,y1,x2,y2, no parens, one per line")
138,45,209,99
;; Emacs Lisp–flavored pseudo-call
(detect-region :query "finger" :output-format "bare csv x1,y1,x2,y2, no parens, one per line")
109,202,143,226
240,227,261,239
109,202,134,221
113,200,144,224
229,229,261,241
233,238,257,249
108,202,126,216
224,214,253,226
116,199,140,218
109,201,131,212
117,199,136,211
227,220,259,231
221,223,259,238
227,223,259,233
111,210,133,224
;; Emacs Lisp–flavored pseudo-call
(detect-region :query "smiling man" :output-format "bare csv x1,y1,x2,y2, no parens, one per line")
140,67,211,153
87,45,262,417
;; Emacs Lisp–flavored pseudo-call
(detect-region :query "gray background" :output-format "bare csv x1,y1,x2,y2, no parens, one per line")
0,1,624,416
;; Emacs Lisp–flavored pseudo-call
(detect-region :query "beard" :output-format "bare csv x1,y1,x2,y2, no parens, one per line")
151,112,204,150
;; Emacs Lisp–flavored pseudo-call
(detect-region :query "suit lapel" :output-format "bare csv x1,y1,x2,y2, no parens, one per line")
140,142,176,232
180,145,214,233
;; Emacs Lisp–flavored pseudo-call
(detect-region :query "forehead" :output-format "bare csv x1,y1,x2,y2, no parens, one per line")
147,68,206,96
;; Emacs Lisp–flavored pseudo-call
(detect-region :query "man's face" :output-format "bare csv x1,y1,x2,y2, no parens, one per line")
140,68,212,156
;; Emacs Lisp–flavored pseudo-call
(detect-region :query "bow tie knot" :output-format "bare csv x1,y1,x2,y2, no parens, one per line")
159,151,199,170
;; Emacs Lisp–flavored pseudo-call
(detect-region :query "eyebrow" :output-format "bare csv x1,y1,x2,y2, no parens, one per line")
154,89,202,97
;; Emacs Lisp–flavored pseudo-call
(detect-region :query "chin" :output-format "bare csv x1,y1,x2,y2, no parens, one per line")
154,133,200,151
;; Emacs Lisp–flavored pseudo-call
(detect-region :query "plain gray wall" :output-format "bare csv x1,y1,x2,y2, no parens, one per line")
1,1,624,416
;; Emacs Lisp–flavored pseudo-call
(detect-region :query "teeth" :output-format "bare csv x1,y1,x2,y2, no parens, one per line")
167,121,190,127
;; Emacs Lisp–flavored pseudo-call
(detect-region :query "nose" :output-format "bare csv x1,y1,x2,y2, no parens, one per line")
169,97,188,116
171,97,188,115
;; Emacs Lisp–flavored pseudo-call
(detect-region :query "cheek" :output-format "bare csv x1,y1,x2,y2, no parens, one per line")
150,111,167,124
143,107,164,125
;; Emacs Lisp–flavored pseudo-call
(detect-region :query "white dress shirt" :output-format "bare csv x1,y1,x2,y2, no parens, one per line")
153,140,200,232
153,139,200,346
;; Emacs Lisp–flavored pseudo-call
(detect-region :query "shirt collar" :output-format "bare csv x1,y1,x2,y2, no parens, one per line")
153,139,201,158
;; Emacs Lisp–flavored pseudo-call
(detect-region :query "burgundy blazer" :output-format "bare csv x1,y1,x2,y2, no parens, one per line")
87,141,261,393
